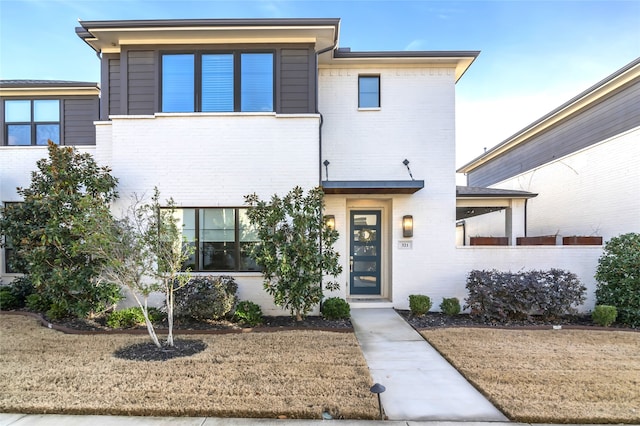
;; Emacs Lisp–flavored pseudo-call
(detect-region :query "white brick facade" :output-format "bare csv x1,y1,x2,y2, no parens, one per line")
464,127,640,242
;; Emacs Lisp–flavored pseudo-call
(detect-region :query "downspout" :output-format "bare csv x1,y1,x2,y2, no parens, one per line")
315,32,339,186
524,199,528,237
314,31,339,298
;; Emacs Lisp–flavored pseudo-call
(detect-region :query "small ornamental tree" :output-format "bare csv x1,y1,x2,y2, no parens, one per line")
595,233,640,326
245,186,342,321
91,188,193,347
0,141,121,319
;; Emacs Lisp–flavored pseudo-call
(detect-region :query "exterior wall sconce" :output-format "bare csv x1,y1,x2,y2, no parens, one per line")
402,215,413,238
324,215,336,230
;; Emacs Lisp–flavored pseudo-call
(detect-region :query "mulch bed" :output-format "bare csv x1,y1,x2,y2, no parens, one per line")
398,310,638,331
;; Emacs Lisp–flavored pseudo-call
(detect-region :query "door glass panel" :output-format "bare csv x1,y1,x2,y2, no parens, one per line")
353,276,377,288
354,261,377,272
353,214,377,226
353,244,377,256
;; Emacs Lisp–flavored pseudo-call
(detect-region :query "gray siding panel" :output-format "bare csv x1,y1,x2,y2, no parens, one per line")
108,58,121,116
468,78,640,187
127,51,156,115
280,48,314,113
63,98,99,145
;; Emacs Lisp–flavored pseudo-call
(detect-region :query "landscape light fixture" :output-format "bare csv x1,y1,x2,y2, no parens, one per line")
402,215,413,238
370,383,386,420
324,215,336,230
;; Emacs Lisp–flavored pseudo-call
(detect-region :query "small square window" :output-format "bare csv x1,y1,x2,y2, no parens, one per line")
359,75,380,108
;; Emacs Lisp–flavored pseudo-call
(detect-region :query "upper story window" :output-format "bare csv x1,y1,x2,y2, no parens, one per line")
4,99,60,145
175,207,261,272
161,52,274,113
358,75,380,108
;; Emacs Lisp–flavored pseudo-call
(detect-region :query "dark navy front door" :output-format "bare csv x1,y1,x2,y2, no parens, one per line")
350,210,381,295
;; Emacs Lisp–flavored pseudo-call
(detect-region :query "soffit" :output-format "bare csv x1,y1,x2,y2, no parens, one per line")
319,50,479,82
77,20,338,54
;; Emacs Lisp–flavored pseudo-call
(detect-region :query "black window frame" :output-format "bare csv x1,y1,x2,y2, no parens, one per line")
160,50,276,113
358,74,381,108
170,207,261,273
3,99,61,146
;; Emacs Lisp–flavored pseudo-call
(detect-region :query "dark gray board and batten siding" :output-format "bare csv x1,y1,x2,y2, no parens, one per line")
467,78,640,188
102,46,316,118
62,98,99,145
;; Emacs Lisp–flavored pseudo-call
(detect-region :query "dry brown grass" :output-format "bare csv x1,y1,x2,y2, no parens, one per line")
421,328,640,423
0,315,378,419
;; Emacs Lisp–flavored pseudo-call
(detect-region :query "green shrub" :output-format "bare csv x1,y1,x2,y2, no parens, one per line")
409,294,432,316
592,305,618,327
107,307,164,329
25,293,51,313
595,233,640,327
0,288,19,310
440,297,461,316
0,276,35,310
465,269,586,321
233,300,263,326
321,297,350,320
173,275,238,320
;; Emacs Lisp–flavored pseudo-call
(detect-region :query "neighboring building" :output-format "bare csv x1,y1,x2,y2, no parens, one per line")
1,18,605,313
458,57,640,243
0,80,100,273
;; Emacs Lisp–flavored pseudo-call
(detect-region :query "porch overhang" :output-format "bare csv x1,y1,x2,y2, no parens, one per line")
456,186,537,220
321,180,424,194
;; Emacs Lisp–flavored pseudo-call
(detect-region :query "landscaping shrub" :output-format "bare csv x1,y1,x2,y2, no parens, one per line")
173,275,238,320
409,294,432,316
465,269,586,321
439,297,461,316
25,293,52,315
0,276,36,311
107,307,164,328
595,233,640,327
0,287,19,310
233,300,263,326
321,297,351,320
592,305,617,327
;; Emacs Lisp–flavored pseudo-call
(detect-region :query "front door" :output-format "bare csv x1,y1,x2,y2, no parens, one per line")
350,210,381,295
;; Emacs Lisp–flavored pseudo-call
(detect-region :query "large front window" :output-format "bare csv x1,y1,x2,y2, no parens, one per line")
161,52,274,113
175,207,260,272
4,99,60,145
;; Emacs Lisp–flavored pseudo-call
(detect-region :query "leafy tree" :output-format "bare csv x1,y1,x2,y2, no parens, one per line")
0,141,121,319
91,188,192,347
244,186,342,321
595,233,640,326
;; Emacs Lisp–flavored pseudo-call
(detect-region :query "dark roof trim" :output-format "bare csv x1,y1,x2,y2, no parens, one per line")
322,180,424,194
0,80,99,88
458,56,640,173
77,18,341,30
456,186,537,198
333,49,480,59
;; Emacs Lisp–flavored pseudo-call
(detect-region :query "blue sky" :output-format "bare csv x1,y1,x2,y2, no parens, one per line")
0,0,638,168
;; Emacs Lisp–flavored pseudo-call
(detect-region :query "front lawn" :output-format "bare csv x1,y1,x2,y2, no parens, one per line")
0,315,378,419
422,328,640,423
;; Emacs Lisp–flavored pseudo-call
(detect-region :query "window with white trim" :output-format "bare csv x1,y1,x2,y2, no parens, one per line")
358,75,380,108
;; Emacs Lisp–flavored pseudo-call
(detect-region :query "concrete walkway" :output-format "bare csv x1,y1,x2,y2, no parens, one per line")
350,308,508,422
